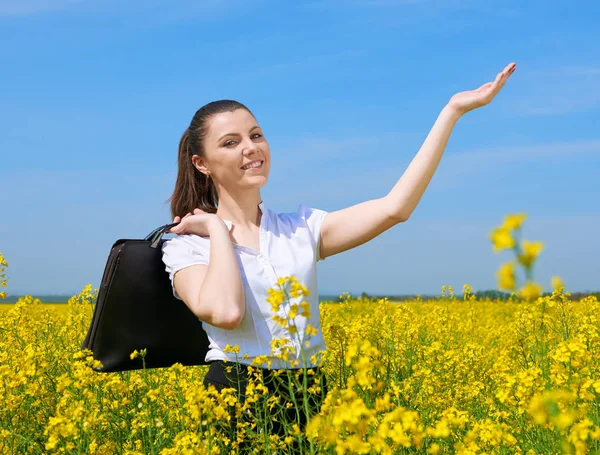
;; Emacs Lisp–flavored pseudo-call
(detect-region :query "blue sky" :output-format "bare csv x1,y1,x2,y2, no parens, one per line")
1,0,599,296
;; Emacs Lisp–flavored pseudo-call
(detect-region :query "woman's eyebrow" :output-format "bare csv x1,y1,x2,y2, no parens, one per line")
217,126,261,142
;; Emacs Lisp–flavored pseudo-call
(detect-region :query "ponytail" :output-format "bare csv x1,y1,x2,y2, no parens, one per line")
166,128,218,220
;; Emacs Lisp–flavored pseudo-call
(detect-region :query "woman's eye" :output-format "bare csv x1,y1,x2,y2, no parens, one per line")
252,133,262,139
224,140,237,147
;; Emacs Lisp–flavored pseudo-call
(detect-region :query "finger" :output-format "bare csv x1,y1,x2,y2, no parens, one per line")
193,208,204,214
486,72,503,93
168,216,181,233
486,72,511,101
492,66,512,89
477,82,493,91
501,63,514,75
499,63,516,82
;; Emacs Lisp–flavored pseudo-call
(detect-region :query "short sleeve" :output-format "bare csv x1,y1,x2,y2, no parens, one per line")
161,235,209,300
297,203,329,262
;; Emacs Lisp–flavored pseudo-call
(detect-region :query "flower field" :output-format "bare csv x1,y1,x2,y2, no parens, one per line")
1,214,599,454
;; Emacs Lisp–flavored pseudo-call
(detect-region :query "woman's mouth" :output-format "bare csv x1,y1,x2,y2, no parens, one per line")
241,160,264,171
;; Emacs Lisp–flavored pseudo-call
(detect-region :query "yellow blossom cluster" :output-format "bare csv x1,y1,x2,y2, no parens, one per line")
0,229,598,454
310,287,600,454
0,252,8,299
489,213,565,301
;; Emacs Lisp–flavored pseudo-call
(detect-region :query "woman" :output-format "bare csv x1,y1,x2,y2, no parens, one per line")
161,62,516,449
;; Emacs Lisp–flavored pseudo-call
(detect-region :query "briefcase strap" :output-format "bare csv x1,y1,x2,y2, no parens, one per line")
146,222,180,248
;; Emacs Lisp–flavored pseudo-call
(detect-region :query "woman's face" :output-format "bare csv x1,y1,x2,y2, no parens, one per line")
193,108,270,192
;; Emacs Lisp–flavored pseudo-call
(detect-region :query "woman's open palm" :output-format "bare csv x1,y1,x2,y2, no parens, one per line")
449,62,516,115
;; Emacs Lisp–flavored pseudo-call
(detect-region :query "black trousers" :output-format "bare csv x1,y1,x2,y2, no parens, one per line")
202,360,328,454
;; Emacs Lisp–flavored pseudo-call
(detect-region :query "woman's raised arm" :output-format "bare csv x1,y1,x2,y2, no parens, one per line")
319,62,516,260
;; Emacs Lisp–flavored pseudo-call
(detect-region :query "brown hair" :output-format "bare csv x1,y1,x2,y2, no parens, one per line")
166,100,254,219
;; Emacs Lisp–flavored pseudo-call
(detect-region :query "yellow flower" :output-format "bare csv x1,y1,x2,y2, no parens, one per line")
519,281,543,301
496,262,516,291
527,389,578,430
551,275,565,292
300,301,311,318
290,278,308,298
517,240,544,268
223,344,240,354
489,227,516,252
272,315,288,328
252,355,272,368
288,303,299,319
462,284,473,299
305,324,318,337
502,213,527,231
267,288,285,312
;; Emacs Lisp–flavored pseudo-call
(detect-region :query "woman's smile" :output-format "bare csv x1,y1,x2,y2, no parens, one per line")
241,160,264,171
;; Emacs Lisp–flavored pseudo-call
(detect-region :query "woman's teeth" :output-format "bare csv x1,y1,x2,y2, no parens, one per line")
242,161,262,170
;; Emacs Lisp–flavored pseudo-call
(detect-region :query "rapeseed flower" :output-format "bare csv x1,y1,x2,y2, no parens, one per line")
502,212,527,230
496,262,516,291
518,240,544,268
519,281,543,301
1,231,598,455
489,226,516,252
551,275,565,292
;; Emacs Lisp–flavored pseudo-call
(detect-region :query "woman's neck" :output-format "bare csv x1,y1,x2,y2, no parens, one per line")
215,190,263,228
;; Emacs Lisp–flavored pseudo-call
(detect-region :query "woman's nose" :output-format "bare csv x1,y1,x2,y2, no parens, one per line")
242,138,259,154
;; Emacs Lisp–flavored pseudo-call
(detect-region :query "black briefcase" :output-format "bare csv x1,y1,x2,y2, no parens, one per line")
81,222,211,372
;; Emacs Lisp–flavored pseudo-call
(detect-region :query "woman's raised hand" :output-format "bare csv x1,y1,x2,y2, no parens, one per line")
448,62,516,116
168,208,219,237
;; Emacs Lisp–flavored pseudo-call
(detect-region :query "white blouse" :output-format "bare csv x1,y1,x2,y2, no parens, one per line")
161,201,329,369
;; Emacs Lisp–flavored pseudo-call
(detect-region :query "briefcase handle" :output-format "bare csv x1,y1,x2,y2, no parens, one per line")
145,222,180,249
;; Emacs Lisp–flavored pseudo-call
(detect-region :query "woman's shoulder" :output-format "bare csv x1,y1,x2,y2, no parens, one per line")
161,233,209,253
268,203,328,237
271,203,327,222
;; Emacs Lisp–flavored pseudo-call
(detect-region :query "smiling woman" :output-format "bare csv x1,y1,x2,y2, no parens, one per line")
161,100,330,448
159,62,516,448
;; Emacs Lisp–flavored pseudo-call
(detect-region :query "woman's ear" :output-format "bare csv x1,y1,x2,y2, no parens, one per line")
192,155,209,175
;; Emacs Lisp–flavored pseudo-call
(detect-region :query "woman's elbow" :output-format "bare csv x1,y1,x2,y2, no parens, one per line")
218,312,243,330
206,305,244,330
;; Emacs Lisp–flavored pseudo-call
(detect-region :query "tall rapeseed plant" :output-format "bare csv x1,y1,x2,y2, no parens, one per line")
0,252,7,299
489,213,565,301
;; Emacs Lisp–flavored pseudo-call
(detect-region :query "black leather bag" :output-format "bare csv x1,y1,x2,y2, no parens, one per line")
81,222,211,372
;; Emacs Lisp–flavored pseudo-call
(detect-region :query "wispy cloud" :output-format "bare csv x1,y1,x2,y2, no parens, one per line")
229,49,365,80
272,133,408,164
304,0,480,9
264,137,600,207
443,139,600,169
507,65,600,116
0,0,84,17
394,138,600,193
0,0,254,20
301,0,506,19
425,138,600,190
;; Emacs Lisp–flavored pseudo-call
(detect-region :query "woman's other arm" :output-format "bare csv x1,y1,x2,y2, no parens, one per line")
173,216,245,330
319,62,516,260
